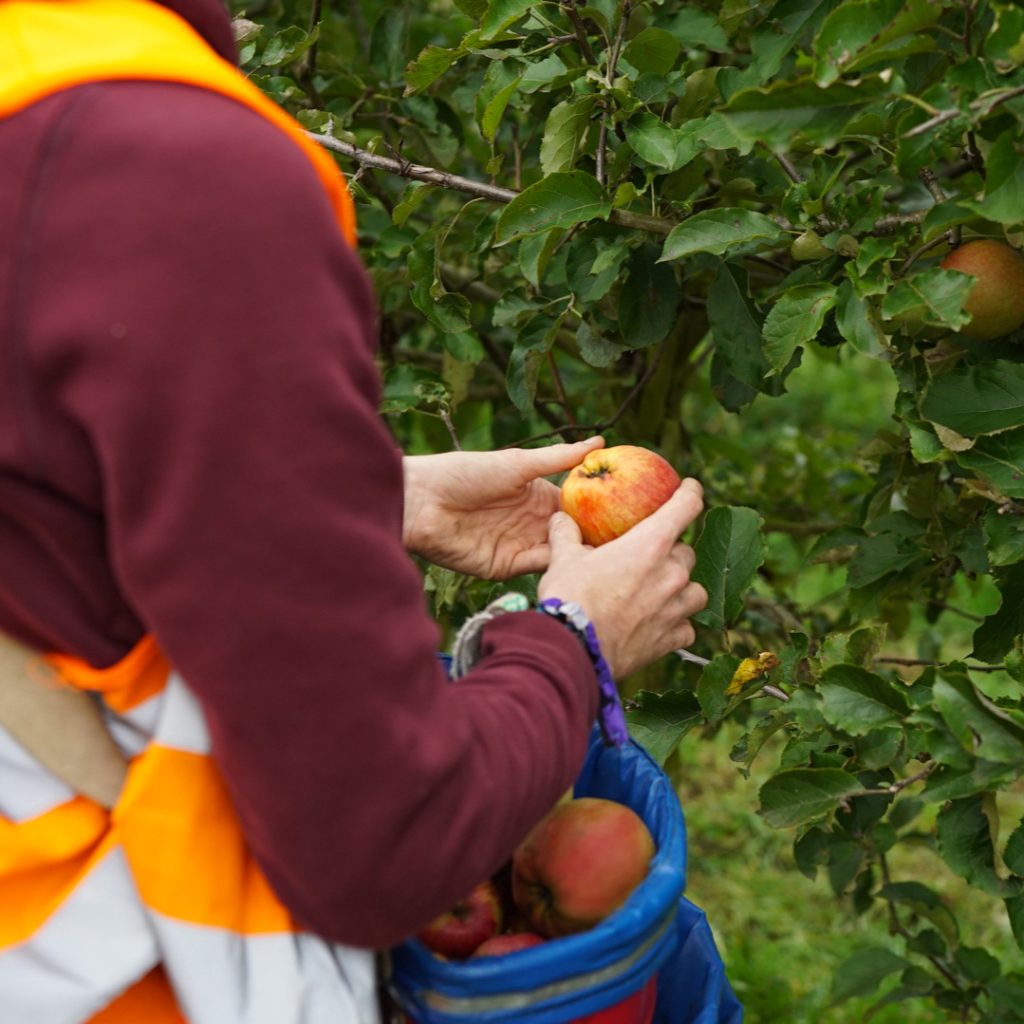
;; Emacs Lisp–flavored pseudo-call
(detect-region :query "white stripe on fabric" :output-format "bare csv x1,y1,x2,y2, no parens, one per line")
151,912,380,1024
152,672,212,754
0,722,76,821
0,846,158,1024
100,691,163,759
416,909,675,1016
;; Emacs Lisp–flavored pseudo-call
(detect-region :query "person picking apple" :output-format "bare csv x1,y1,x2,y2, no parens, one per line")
0,1,711,1017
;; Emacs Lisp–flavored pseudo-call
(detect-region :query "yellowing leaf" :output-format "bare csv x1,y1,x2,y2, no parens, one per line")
726,651,780,696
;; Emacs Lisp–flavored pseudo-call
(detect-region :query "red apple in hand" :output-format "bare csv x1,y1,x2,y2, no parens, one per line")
472,932,546,957
512,798,655,938
560,445,681,546
417,880,503,959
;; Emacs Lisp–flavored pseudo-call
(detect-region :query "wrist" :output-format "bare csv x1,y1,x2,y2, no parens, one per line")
400,456,429,553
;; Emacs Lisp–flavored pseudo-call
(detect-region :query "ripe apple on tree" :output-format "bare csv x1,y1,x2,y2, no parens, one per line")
939,238,1024,342
416,879,503,959
512,797,655,938
560,445,681,547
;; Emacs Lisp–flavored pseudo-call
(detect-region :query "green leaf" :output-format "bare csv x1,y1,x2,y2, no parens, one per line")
505,315,563,414
835,279,887,356
408,230,472,334
920,361,1024,437
934,667,1024,763
540,96,598,175
759,767,863,828
847,525,927,588
966,130,1024,225
480,0,535,41
454,0,487,15
1004,819,1024,875
762,283,837,375
721,75,893,151
881,268,974,331
924,759,1021,801
261,25,317,67
956,427,1024,499
621,27,681,75
404,45,463,95
625,689,703,765
576,320,623,368
392,182,438,226
625,115,700,172
692,506,767,630
819,665,909,736
937,794,1022,896
986,508,1024,567
697,655,743,724
618,245,680,348
495,172,611,243
480,69,523,143
663,8,729,52
813,0,939,87
706,263,780,395
660,208,788,262
973,565,1024,664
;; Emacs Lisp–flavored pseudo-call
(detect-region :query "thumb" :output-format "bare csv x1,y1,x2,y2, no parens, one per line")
547,511,583,559
624,478,704,551
517,436,604,479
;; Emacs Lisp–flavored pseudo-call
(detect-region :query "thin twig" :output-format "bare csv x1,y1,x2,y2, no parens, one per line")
857,763,935,797
904,84,1024,139
504,339,669,447
595,3,631,186
562,0,598,64
774,152,803,184
547,351,576,422
308,133,676,235
436,406,463,451
898,233,949,275
875,656,1006,672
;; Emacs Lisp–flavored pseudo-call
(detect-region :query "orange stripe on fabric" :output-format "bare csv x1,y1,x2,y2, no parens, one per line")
0,0,356,245
48,634,169,711
89,966,186,1024
114,744,294,934
0,797,110,946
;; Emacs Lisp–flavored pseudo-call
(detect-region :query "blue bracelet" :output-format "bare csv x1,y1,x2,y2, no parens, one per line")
537,598,629,747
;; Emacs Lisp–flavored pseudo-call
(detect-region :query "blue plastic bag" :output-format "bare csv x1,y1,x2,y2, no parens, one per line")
390,726,742,1024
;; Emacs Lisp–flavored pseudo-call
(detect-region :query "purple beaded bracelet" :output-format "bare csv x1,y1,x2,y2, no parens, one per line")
537,598,629,747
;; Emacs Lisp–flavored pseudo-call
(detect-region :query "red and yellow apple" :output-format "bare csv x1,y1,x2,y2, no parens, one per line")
472,932,546,957
560,445,681,547
512,797,655,938
940,238,1024,342
416,880,503,959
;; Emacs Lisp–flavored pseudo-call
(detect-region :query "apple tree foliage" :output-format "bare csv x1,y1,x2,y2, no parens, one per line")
236,0,1024,1016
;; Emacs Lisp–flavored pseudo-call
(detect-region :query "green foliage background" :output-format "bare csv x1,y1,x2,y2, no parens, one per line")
234,0,1024,1017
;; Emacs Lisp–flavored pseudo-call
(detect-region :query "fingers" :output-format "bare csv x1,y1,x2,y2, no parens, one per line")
624,478,704,552
546,511,583,560
513,437,604,480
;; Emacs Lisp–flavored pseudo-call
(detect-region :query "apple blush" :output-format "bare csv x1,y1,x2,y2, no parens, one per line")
560,445,681,547
416,880,503,959
511,797,655,939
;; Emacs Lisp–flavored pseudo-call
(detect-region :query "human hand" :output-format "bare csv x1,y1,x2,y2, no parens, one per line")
402,437,604,580
537,479,707,679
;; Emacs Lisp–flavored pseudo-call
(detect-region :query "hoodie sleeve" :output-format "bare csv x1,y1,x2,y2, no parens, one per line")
25,80,598,948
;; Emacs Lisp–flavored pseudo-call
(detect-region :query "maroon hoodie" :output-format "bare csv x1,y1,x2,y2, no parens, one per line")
0,0,597,948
